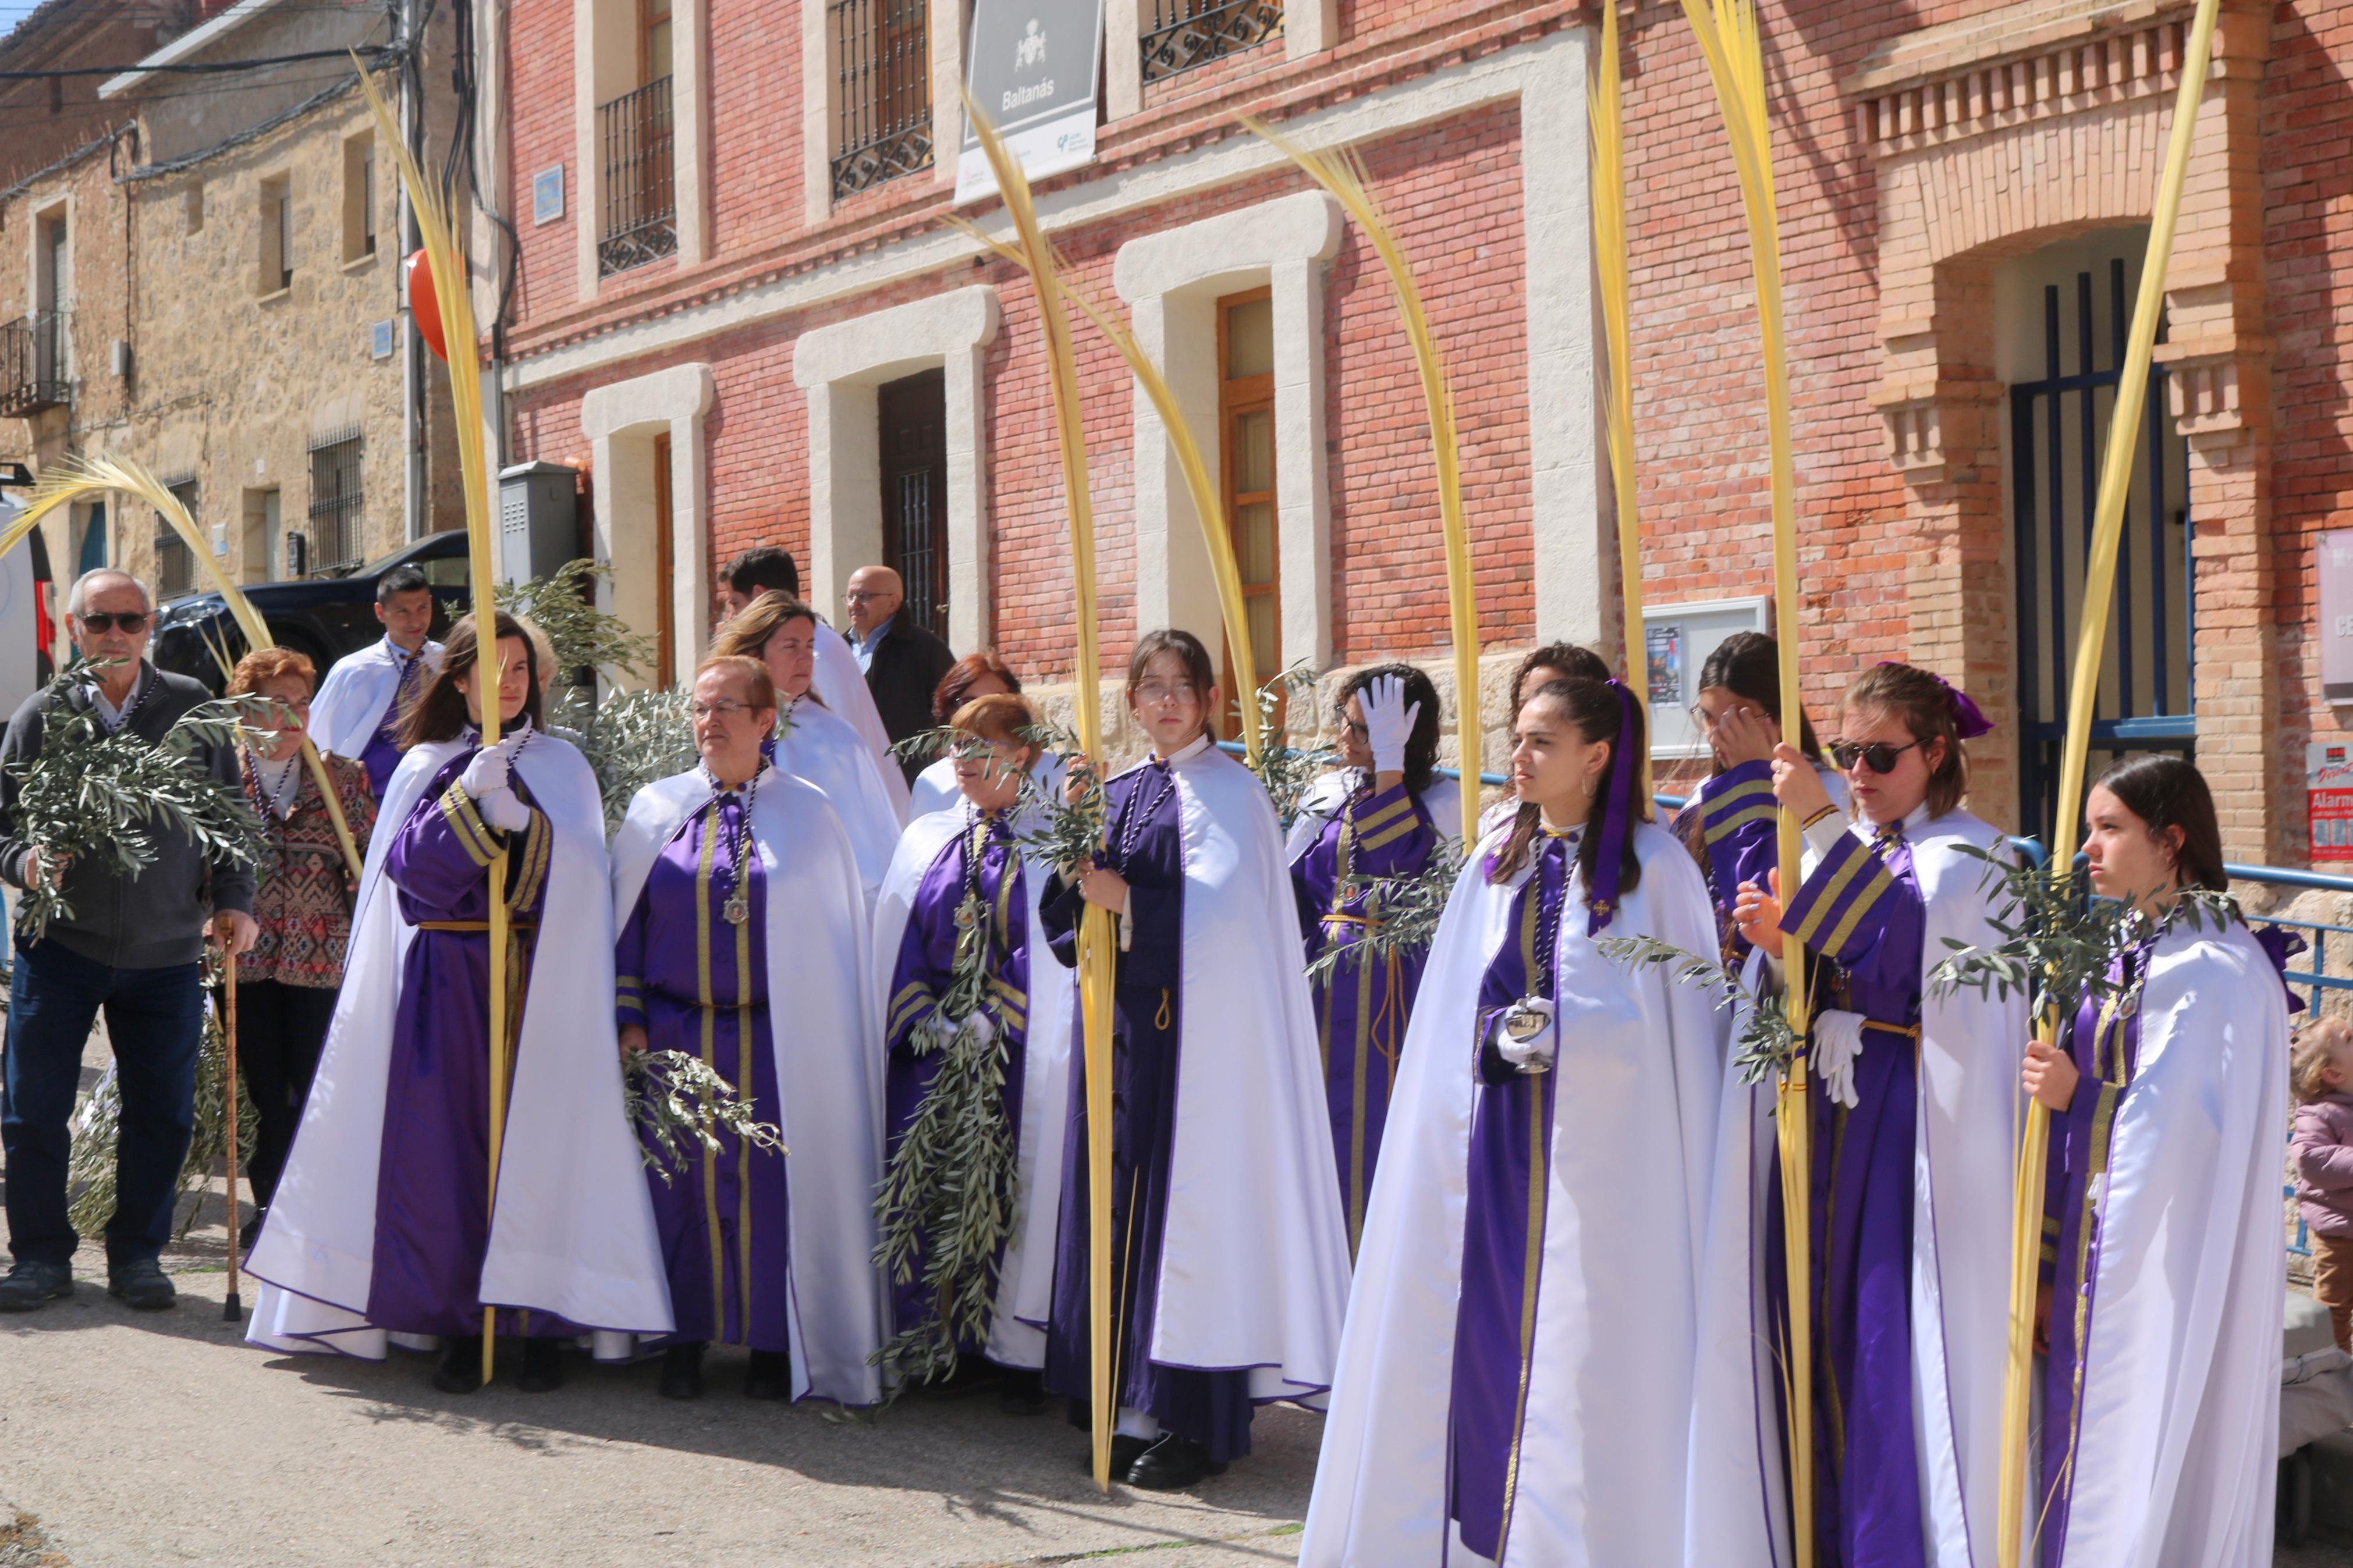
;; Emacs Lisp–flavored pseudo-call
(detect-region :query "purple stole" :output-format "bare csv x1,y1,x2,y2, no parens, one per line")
358,646,429,799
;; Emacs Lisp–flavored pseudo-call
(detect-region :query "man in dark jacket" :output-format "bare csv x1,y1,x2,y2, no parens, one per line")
843,564,955,786
0,570,257,1314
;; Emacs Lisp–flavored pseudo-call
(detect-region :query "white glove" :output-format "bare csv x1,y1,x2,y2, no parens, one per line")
1495,996,1557,1073
1360,674,1421,778
475,785,531,834
459,744,509,802
1811,1008,1865,1110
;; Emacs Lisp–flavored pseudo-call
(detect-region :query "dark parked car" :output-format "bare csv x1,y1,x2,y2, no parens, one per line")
152,531,472,693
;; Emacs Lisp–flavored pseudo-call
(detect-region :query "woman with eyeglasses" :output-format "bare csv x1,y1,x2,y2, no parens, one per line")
1037,628,1351,1491
906,653,1068,819
1284,663,1457,1256
609,655,885,1406
247,613,672,1395
869,692,1074,1413
1303,677,1726,1565
223,648,377,1245
709,592,905,905
1684,660,2027,1567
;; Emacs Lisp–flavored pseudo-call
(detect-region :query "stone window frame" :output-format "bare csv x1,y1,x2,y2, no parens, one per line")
803,0,968,224
580,362,715,688
1102,0,1335,119
574,0,709,300
790,285,999,653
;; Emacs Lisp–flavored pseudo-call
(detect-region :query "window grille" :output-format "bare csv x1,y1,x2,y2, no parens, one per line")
1140,0,1282,83
307,432,365,575
598,76,677,276
829,0,931,201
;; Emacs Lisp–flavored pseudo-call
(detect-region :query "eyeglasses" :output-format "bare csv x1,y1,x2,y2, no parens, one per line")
843,589,894,603
690,699,757,720
77,611,151,634
1829,738,1922,775
1134,680,1199,706
1337,718,1369,742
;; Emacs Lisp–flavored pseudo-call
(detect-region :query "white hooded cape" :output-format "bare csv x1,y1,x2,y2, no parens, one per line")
1283,767,1463,862
2046,917,2285,1568
869,801,1076,1370
1303,820,1727,1567
773,695,907,903
308,638,444,762
812,620,910,816
1682,806,2027,1568
247,730,673,1359
611,767,886,1405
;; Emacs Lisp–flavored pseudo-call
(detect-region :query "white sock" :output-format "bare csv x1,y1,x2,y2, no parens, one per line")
1115,1407,1161,1441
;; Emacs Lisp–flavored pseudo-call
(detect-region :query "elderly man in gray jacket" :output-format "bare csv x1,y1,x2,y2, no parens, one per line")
0,569,256,1314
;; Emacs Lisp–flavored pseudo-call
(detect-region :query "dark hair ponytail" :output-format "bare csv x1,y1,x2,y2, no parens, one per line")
1697,631,1821,760
2090,753,2227,893
1488,678,1645,923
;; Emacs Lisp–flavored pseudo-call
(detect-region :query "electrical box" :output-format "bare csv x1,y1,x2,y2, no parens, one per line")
110,340,131,378
497,461,579,586
283,531,307,579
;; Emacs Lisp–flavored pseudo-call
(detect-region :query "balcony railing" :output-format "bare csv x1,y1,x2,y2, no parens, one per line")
0,311,69,418
829,0,931,201
1140,0,1282,84
598,76,677,278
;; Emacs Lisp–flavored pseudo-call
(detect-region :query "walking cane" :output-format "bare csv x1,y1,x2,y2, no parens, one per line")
222,943,243,1323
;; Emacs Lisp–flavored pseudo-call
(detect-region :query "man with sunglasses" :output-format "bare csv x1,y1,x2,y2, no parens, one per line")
0,569,257,1315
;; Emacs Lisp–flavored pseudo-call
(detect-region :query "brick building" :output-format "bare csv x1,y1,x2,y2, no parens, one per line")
490,0,2352,864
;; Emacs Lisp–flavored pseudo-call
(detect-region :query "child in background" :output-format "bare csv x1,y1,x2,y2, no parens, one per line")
2292,1015,2353,1352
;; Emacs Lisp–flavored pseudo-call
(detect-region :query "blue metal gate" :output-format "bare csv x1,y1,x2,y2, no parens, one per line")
2011,254,2194,842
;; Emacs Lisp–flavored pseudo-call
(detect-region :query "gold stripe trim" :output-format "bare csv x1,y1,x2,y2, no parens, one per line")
1703,802,1778,845
1353,792,1414,834
1787,836,1871,947
1357,815,1421,854
436,784,498,867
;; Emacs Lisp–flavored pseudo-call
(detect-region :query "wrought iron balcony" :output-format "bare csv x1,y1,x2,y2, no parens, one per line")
0,311,69,418
1140,0,1282,83
598,76,678,278
829,0,931,201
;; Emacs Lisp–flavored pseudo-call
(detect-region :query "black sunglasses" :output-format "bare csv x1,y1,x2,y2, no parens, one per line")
77,611,151,634
1829,738,1922,775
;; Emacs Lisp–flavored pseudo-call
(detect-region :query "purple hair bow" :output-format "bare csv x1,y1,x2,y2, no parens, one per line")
1878,661,1993,739
2255,923,2311,1015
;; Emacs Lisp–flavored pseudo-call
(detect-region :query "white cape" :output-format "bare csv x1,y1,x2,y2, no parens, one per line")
1303,821,1727,1567
907,752,1067,824
1283,767,1463,862
812,620,909,816
869,802,1076,1370
611,766,888,1405
1681,806,2027,1567
773,695,907,902
308,638,443,762
2049,918,2285,1567
247,730,673,1359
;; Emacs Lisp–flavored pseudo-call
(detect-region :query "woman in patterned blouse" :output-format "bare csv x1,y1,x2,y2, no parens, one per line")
226,648,377,1238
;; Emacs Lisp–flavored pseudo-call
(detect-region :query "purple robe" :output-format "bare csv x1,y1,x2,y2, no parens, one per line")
615,787,787,1351
881,813,1031,1357
1291,779,1441,1256
1448,832,1572,1561
1038,756,1256,1462
364,747,583,1340
357,646,431,799
1673,759,1778,963
1774,824,1929,1568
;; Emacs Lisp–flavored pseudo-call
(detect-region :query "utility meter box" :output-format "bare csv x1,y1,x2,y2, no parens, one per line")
497,462,579,586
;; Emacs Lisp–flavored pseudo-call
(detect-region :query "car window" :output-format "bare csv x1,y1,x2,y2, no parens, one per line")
421,556,470,586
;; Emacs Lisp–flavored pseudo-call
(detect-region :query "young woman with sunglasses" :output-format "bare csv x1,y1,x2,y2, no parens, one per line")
2021,755,2290,1566
1685,660,2027,1567
1305,677,1726,1565
1036,629,1350,1491
1284,662,1456,1255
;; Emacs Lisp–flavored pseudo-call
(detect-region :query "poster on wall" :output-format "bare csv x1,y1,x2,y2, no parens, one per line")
954,0,1106,203
1646,623,1683,712
2311,741,2353,863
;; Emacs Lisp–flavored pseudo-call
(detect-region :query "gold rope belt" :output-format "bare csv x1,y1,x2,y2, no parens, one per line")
1322,912,1382,930
414,919,538,933
1862,1019,1921,1040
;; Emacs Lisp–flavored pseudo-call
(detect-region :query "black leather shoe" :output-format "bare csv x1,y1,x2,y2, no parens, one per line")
517,1337,566,1393
658,1342,705,1400
432,1335,485,1393
1077,1433,1154,1478
1125,1434,1227,1491
745,1349,792,1400
0,1258,72,1312
998,1368,1047,1415
107,1257,175,1311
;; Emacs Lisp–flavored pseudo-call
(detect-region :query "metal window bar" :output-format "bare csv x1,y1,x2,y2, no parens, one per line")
307,434,365,575
0,312,69,418
829,0,931,200
892,466,943,639
1141,0,1282,84
598,76,677,276
155,481,198,600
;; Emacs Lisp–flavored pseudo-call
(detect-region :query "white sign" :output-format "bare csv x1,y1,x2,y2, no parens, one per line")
1641,595,1773,760
954,0,1106,202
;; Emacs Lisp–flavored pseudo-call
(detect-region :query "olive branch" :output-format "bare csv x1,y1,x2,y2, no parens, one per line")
1598,933,1803,1085
620,1048,786,1185
1306,844,1461,989
1244,661,1336,833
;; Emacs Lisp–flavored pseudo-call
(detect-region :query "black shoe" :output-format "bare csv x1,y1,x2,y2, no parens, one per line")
1077,1433,1154,1478
1125,1434,1227,1491
107,1257,175,1311
0,1258,72,1312
432,1335,485,1394
745,1349,792,1400
998,1367,1047,1415
517,1337,566,1393
658,1342,705,1400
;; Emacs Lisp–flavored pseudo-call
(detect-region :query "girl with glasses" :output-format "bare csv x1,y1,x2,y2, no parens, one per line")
1284,662,1456,1256
1687,659,2027,1567
1037,628,1351,1491
1304,677,1726,1564
609,655,885,1406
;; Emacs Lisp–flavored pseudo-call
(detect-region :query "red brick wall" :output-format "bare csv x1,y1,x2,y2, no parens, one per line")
505,0,580,321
